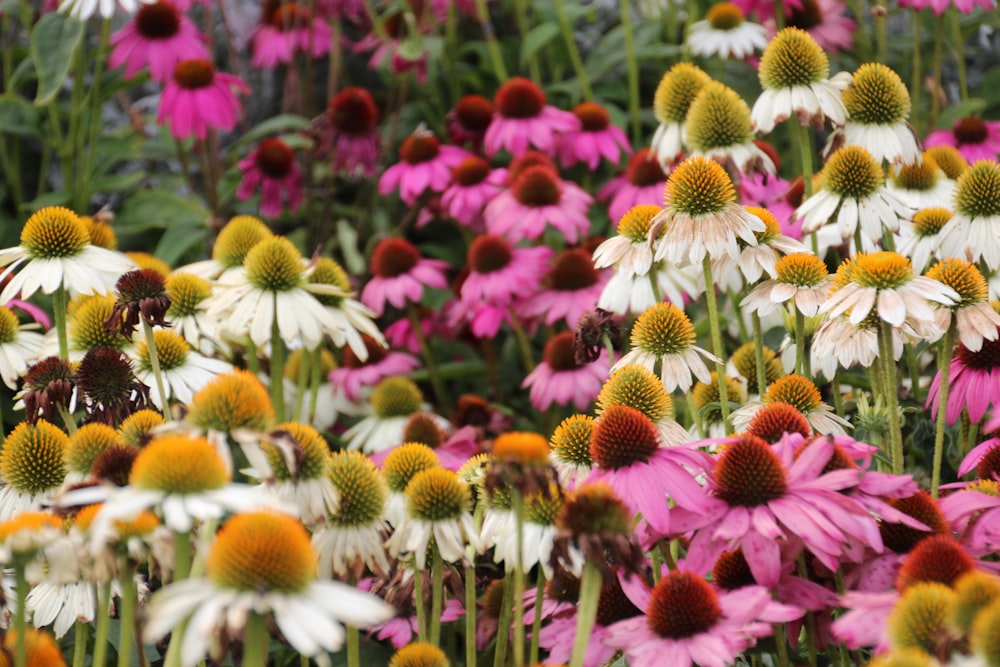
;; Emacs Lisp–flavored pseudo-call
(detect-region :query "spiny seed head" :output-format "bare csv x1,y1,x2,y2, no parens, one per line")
117,409,165,447
467,234,513,274
653,63,711,124
212,215,273,269
136,330,189,372
165,272,211,318
774,253,828,287
308,256,352,307
126,251,171,277
206,511,315,594
631,302,696,356
705,2,745,29
897,535,976,591
371,377,423,419
758,27,829,90
745,206,781,244
596,364,672,423
865,649,937,667
764,374,823,413
713,435,787,506
887,582,957,654
71,295,129,351
327,450,386,526
912,208,952,237
245,237,305,292
382,443,439,493
879,490,950,555
685,82,753,153
977,443,1000,481
730,342,784,394
20,206,89,259
590,404,660,470
822,145,885,200
647,571,722,639
893,156,939,192
523,484,562,524
402,413,446,448
555,482,631,534
82,216,117,250
692,372,743,424
129,435,228,493
971,595,1000,664
548,249,598,292
66,423,122,475
0,307,19,344
406,467,469,522
186,370,275,433
744,402,811,442
954,160,1000,219
925,145,969,181
926,258,988,307
493,76,546,119
370,237,420,279
542,332,583,372
848,251,914,290
842,63,911,126
550,414,595,469
90,445,139,487
389,642,450,667
398,130,442,164
616,205,664,243
0,420,68,495
493,432,550,466
264,422,330,481
950,570,1000,635
712,549,756,590
666,156,737,216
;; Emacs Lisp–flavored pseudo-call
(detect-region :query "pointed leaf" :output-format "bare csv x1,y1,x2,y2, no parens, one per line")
31,12,85,106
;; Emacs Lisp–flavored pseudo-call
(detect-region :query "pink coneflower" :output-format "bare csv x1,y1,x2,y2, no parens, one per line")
315,0,365,19
353,8,429,82
605,570,796,667
731,0,801,22
322,86,380,177
236,138,303,217
484,164,592,244
371,596,464,648
328,335,420,403
459,235,551,338
440,155,505,229
379,127,469,205
598,148,669,224
360,237,449,316
899,0,992,14
942,481,1000,555
671,435,882,586
766,0,856,53
557,102,632,169
446,94,494,151
108,0,207,82
927,327,1000,425
738,143,800,239
925,117,1000,163
522,332,607,411
484,77,580,157
157,58,249,140
384,307,442,355
519,248,609,328
250,1,332,69
587,405,715,534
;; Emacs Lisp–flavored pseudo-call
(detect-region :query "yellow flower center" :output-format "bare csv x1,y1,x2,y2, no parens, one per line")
912,207,952,237
653,63,711,124
523,484,562,524
129,435,228,493
136,329,190,372
731,342,784,394
745,206,781,244
0,421,68,495
371,377,424,419
382,443,439,494
406,467,469,522
493,432,550,466
926,258,987,307
70,295,128,351
632,302,696,356
597,364,672,424
556,481,631,534
850,251,913,290
308,257,351,307
954,159,1000,219
685,82,753,153
0,512,62,546
245,237,305,292
550,414,595,469
705,2,745,29
66,422,122,475
924,145,969,181
206,511,315,594
842,63,911,126
666,156,737,216
83,216,117,250
822,145,884,200
893,156,939,192
165,272,211,318
0,307,18,345
117,409,165,447
616,204,664,244
264,422,331,481
125,251,171,277
758,27,829,90
774,253,828,287
764,373,823,413
887,582,956,655
389,642,450,667
20,206,89,259
951,571,1000,635
327,450,387,526
186,370,275,433
213,215,273,269
971,592,1000,664
693,372,742,423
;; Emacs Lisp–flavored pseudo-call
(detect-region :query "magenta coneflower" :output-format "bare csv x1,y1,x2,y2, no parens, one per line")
157,59,249,140
522,332,607,411
598,148,670,224
605,570,796,667
440,155,505,229
459,235,551,338
925,117,1000,163
108,0,207,82
900,0,992,13
445,94,494,151
379,127,469,205
557,102,632,169
324,87,380,177
767,0,856,53
927,327,1000,425
360,237,449,316
250,1,331,68
484,164,592,244
328,335,419,403
484,77,580,157
519,247,609,328
236,138,303,217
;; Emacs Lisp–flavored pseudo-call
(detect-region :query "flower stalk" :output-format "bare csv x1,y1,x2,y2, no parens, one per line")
702,257,732,434
932,323,956,498
569,561,602,667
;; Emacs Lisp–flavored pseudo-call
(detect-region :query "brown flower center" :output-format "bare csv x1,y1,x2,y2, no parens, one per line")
589,404,659,470
254,138,295,179
549,248,599,291
512,165,562,207
542,332,581,372
451,156,491,186
370,237,420,278
173,58,215,89
879,490,951,555
467,234,513,274
454,94,494,131
954,117,988,145
573,102,610,132
626,148,668,187
647,571,723,639
714,436,788,506
329,87,379,135
135,1,181,39
399,132,441,164
494,77,546,119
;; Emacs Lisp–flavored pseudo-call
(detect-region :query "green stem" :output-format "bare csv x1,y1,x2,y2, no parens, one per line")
474,0,508,81
511,494,525,667
509,310,536,373
619,0,641,144
270,302,286,420
773,0,785,28
686,392,705,437
774,623,792,667
751,312,768,396
430,546,444,646
794,308,806,376
241,612,270,667
512,0,541,83
141,320,169,412
682,0,697,60
308,347,322,423
14,566,27,667
173,530,192,582
569,562,602,667
117,567,137,667
932,15,944,125
949,7,968,101
245,338,261,376
931,324,956,498
72,622,90,667
797,122,814,199
874,0,888,63
911,11,923,130
53,286,70,361
529,569,545,665
75,19,112,213
346,624,360,667
493,573,513,667
293,346,310,422
408,304,449,412
414,564,427,642
465,564,478,667
702,257,732,434
878,319,904,475
92,581,113,667
552,0,593,101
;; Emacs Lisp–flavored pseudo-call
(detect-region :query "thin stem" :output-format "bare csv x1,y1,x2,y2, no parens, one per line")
911,11,923,129
72,622,90,667
245,338,262,376
878,319,904,475
270,302,286,420
931,323,956,498
512,0,541,83
92,581,113,667
529,569,545,664
482,337,503,401
141,320,169,412
53,286,70,361
509,310,536,373
173,530,193,582
794,308,806,376
75,19,113,213
408,304,449,412
241,612,270,667
874,0,888,63
552,0,593,101
774,623,792,667
308,347,322,423
474,0,508,81
569,562,602,667
327,17,343,98
932,15,944,125
293,346,310,422
619,0,641,144
14,566,27,667
702,257,732,434
751,312,768,396
117,566,137,667
949,7,968,100
493,573,514,667
511,494,526,667
797,122,815,198
346,624,360,667
465,564,478,667
430,546,444,646
414,564,428,642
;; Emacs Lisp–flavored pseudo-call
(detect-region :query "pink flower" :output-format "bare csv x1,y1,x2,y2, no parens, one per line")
605,570,796,667
598,148,668,224
108,0,207,82
484,77,580,157
328,336,420,402
519,248,609,328
236,138,303,217
557,102,632,169
315,0,365,19
732,0,802,21
370,598,464,648
4,298,51,329
956,437,1000,478
941,486,1000,555
899,0,992,14
440,155,505,229
484,165,592,244
522,333,608,411
764,0,855,53
353,11,429,82
250,1,332,68
379,128,469,205
925,117,1000,163
459,235,551,338
157,59,249,140
360,237,449,316
739,173,800,239
445,94,494,151
322,86,380,177
927,328,1000,425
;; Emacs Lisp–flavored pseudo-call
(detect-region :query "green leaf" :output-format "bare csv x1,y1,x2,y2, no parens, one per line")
0,0,20,11
115,189,210,233
91,171,147,193
154,222,211,266
336,219,365,275
520,23,561,68
0,94,39,136
937,97,987,129
230,114,311,151
20,190,72,214
30,12,85,106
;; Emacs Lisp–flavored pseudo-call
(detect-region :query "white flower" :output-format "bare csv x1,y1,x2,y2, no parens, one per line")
0,307,44,390
688,12,768,60
58,0,153,20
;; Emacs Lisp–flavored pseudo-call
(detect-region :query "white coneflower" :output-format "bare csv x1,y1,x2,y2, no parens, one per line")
731,374,852,434
742,252,832,317
926,259,1000,352
131,330,233,410
936,160,1000,271
0,421,68,521
650,63,711,169
549,414,594,489
177,214,273,281
0,305,44,390
711,206,808,292
164,272,228,357
381,443,440,528
886,155,955,211
344,377,440,453
687,2,768,60
685,81,776,177
896,207,953,274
